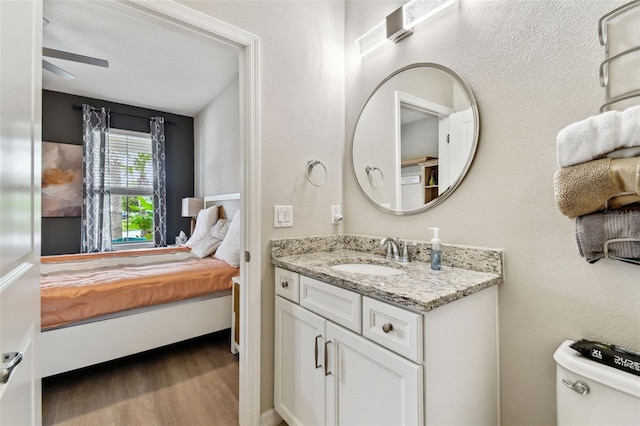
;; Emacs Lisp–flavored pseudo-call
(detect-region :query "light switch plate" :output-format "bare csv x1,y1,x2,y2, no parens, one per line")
274,205,293,228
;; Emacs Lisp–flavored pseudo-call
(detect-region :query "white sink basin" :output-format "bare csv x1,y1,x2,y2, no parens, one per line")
330,263,406,276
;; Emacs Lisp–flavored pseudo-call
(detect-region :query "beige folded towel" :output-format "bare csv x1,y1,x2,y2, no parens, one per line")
554,157,640,217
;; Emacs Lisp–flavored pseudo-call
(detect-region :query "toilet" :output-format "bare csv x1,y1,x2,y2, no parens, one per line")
554,340,640,425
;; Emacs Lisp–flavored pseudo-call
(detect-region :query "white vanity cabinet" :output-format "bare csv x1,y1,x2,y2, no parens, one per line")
273,267,499,426
274,296,326,426
275,296,422,426
325,321,423,425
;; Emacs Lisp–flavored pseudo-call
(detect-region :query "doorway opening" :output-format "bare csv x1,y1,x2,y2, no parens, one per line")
40,0,261,424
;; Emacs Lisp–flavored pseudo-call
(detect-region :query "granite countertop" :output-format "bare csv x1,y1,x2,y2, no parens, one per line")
271,249,502,313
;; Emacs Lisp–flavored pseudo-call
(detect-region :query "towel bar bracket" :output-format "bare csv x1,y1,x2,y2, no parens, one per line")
598,0,640,47
603,237,640,265
598,0,640,111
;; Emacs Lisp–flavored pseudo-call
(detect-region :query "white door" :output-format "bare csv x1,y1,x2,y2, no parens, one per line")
274,297,326,426
325,322,423,426
437,116,450,195
444,108,474,191
0,1,42,425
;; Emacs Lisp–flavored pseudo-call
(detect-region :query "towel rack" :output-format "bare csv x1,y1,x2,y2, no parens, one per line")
604,237,640,265
598,0,640,47
595,3,640,266
599,45,640,88
600,89,640,113
598,0,640,112
365,165,384,189
306,160,328,187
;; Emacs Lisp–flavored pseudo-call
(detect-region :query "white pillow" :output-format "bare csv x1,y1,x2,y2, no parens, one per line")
190,234,223,258
209,218,230,240
215,210,241,267
185,232,205,248
186,205,219,247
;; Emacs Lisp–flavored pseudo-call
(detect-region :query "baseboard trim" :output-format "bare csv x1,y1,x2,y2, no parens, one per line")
260,408,283,426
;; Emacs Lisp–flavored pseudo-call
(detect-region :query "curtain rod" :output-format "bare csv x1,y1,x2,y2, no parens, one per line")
71,104,175,125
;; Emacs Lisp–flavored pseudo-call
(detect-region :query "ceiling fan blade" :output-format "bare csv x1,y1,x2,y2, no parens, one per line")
43,47,109,68
42,59,76,80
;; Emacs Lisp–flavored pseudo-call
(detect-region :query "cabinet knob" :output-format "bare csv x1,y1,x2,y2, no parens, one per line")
382,323,393,333
281,281,289,288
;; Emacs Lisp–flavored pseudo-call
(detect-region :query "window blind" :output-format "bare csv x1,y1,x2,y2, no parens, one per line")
99,129,153,195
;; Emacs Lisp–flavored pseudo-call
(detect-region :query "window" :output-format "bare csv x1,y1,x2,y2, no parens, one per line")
106,129,155,248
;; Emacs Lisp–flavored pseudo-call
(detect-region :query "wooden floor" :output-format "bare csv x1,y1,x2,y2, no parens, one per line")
42,329,239,426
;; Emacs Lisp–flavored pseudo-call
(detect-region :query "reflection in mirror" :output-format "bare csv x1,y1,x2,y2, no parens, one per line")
365,165,384,189
352,63,478,214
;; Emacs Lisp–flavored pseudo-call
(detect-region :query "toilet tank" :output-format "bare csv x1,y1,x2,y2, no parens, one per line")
554,340,640,426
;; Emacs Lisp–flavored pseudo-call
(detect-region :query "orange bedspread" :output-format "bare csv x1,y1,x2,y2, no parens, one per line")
41,249,238,330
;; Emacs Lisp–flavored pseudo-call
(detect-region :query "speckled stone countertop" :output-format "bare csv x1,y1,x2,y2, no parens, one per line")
271,235,503,314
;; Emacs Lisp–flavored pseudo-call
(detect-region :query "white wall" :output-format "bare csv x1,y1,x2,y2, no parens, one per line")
179,0,346,413
194,76,241,197
345,1,639,425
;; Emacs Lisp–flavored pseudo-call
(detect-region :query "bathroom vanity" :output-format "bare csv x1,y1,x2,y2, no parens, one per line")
271,236,503,426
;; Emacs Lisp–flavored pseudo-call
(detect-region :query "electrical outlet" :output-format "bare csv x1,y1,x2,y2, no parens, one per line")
331,205,342,225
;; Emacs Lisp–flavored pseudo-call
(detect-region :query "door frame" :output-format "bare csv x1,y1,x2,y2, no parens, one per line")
98,1,261,424
394,91,453,210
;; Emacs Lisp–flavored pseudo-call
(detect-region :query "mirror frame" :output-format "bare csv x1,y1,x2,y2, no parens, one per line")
351,63,480,215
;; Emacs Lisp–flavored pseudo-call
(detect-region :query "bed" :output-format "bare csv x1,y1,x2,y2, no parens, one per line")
40,193,240,378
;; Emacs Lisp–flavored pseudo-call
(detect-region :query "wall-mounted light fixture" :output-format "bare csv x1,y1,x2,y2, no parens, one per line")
355,0,456,57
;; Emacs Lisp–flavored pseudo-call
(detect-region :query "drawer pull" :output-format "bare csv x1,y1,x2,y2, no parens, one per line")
324,340,332,376
314,335,322,369
382,323,394,333
281,281,289,288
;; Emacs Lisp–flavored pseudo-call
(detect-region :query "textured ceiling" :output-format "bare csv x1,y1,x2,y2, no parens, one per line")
42,0,240,117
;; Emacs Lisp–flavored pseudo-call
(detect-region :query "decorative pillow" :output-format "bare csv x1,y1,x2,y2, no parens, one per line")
209,218,230,240
185,232,205,248
190,234,224,258
215,210,241,267
186,205,219,247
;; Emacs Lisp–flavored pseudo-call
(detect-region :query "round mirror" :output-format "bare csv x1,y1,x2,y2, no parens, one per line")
351,63,479,215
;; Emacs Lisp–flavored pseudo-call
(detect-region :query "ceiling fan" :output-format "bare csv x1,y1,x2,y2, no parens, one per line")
42,48,109,80
42,18,109,80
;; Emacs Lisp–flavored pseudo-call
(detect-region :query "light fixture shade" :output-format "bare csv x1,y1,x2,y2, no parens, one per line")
403,0,456,29
355,20,388,57
181,197,203,217
355,0,456,57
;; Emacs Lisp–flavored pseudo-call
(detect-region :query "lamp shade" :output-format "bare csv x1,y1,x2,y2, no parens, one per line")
182,197,204,217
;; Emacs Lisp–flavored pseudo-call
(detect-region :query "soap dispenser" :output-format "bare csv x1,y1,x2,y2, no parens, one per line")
429,227,441,270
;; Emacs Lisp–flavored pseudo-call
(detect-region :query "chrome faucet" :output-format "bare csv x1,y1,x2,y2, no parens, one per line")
380,237,400,261
381,237,415,263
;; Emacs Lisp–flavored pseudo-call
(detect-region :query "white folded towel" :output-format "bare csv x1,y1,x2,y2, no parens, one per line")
557,104,640,168
608,146,640,159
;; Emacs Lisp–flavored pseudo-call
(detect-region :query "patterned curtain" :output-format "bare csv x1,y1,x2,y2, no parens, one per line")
150,117,167,247
81,104,112,252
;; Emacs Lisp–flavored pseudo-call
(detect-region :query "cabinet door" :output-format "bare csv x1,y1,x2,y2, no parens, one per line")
326,322,423,426
274,296,326,426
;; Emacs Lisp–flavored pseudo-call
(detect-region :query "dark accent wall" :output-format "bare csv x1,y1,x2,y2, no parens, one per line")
42,90,195,256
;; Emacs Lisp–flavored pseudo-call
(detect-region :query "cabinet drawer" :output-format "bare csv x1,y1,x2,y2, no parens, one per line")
300,276,361,333
362,296,423,363
275,267,299,303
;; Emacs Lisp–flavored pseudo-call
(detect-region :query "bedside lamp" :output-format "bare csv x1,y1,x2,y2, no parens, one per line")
182,197,204,235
